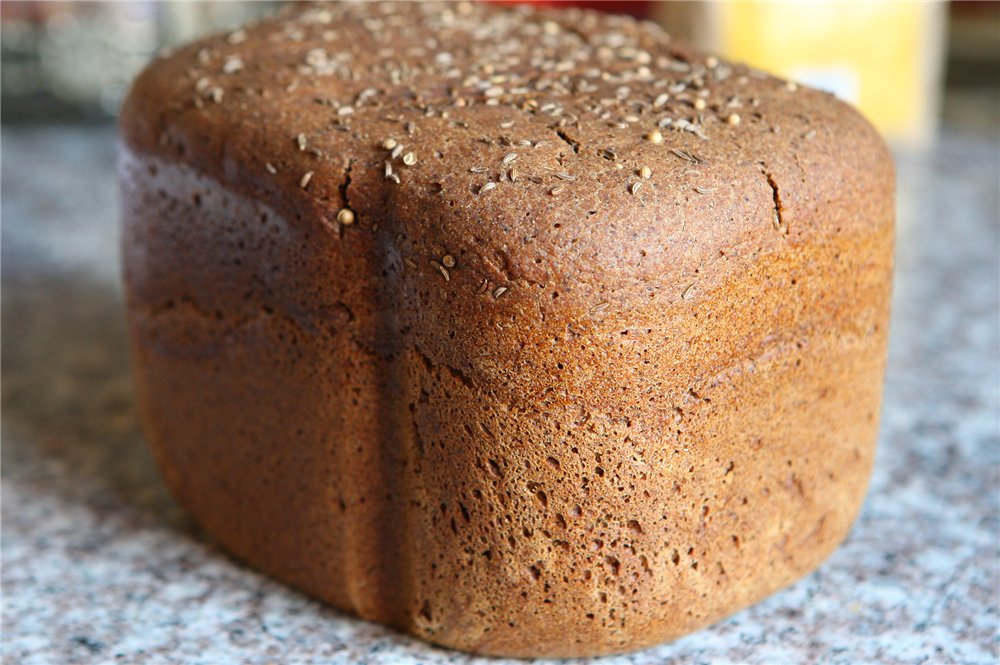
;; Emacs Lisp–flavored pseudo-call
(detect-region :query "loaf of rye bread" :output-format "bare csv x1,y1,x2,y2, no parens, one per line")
120,1,894,657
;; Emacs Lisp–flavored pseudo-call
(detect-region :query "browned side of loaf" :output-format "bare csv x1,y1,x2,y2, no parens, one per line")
120,2,894,657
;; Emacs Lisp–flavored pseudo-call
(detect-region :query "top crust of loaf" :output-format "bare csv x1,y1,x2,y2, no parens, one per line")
121,1,892,315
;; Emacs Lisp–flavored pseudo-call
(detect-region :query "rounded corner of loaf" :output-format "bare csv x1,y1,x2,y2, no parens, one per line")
119,42,194,157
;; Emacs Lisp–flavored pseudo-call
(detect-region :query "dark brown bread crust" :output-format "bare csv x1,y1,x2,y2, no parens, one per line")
120,2,894,657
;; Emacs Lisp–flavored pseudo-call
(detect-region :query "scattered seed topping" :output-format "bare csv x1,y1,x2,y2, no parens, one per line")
430,260,450,282
337,208,355,225
492,286,508,298
772,210,785,232
305,48,328,67
681,283,696,300
442,254,456,268
222,56,244,74
670,148,703,164
181,3,772,238
404,257,418,269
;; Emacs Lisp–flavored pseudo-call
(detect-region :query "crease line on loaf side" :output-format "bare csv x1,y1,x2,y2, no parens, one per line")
337,157,357,232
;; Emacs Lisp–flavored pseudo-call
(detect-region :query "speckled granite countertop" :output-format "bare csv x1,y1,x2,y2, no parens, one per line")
2,126,997,665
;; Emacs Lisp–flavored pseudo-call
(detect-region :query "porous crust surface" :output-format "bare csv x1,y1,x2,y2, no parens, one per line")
120,2,894,657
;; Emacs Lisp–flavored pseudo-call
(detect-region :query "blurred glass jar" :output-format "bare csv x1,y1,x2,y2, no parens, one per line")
1,1,276,122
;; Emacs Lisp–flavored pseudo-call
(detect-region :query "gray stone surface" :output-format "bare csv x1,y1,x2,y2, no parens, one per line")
2,125,997,665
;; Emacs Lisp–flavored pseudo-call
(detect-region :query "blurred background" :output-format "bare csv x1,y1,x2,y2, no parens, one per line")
2,3,998,664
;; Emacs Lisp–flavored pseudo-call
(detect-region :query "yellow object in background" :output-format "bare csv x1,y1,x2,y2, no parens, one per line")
655,1,947,148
